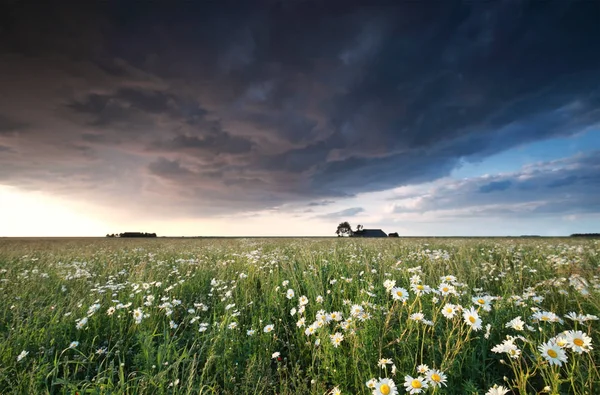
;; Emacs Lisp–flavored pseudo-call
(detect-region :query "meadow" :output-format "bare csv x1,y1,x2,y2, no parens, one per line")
0,237,598,394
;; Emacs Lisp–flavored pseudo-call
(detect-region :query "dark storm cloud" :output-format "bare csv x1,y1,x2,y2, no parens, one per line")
1,0,600,216
392,151,600,218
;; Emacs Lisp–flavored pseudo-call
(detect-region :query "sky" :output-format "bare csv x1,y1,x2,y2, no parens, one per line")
1,1,600,237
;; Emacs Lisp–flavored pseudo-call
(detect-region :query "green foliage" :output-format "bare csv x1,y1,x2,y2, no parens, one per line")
0,238,598,394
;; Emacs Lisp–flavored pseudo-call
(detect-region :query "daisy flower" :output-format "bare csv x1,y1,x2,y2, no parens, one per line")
409,313,425,322
17,350,28,362
365,378,377,390
491,338,520,359
286,289,295,299
404,375,428,394
246,329,255,336
329,311,343,322
378,358,393,368
538,340,568,366
132,308,144,324
330,332,344,347
441,303,457,319
271,351,280,359
299,295,309,306
263,324,274,333
350,304,364,317
69,341,79,349
505,316,525,331
485,384,510,395
472,295,493,311
330,387,341,395
416,364,429,374
438,283,456,296
564,330,593,353
383,279,396,292
463,307,482,331
373,377,398,395
390,287,409,302
426,369,447,387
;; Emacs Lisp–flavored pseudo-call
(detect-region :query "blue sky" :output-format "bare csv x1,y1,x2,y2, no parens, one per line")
0,1,599,236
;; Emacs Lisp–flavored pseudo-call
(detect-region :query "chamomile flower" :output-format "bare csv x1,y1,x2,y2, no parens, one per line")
69,341,79,349
17,350,28,362
365,378,377,389
373,377,398,395
463,307,482,331
409,313,425,322
472,295,493,311
485,384,510,395
505,316,525,331
329,311,343,322
263,324,274,333
330,332,344,347
404,375,428,394
286,289,295,299
350,304,364,317
390,287,409,302
438,283,456,296
132,308,144,324
378,358,393,368
491,338,520,359
416,364,429,374
441,303,458,319
538,340,568,366
564,330,593,353
426,369,447,387
330,387,341,395
299,295,309,306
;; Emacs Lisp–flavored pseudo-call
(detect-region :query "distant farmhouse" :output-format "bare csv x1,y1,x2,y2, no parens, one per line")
352,229,387,238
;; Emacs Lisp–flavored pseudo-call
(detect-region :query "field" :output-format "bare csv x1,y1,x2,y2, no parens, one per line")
0,237,598,394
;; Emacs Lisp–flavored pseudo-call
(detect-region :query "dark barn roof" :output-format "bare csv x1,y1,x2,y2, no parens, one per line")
352,229,387,238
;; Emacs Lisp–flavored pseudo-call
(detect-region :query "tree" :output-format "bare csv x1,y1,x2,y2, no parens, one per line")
336,222,353,237
356,224,363,232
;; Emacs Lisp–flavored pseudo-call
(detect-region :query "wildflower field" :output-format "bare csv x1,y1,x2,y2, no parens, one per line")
0,238,598,394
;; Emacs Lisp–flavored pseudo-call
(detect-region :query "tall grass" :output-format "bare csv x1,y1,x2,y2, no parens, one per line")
0,238,598,394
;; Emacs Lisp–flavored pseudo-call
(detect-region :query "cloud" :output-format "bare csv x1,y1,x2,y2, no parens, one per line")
479,180,512,193
1,1,600,218
391,151,600,218
316,207,365,219
307,200,335,207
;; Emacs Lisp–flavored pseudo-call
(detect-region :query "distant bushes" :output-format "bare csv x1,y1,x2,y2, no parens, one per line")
106,232,157,238
570,233,600,238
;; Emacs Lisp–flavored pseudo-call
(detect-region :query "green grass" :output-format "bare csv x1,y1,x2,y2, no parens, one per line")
0,237,598,394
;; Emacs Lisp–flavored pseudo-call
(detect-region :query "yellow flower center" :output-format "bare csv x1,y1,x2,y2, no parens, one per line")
573,338,584,347
411,379,422,389
469,316,476,324
547,349,558,358
541,316,549,321
417,285,424,290
380,384,391,395
431,373,441,382
477,298,485,304
396,291,403,297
